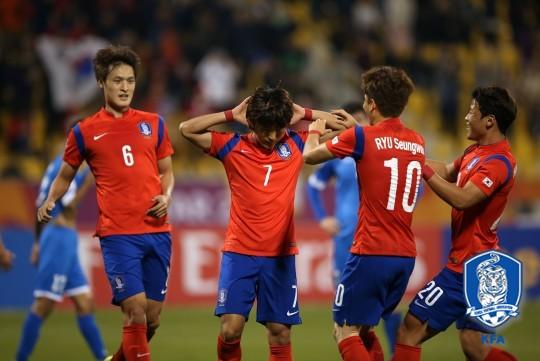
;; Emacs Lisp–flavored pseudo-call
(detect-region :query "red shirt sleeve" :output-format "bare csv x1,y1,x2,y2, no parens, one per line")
207,131,235,158
325,126,364,159
469,158,510,196
157,123,174,159
63,128,84,168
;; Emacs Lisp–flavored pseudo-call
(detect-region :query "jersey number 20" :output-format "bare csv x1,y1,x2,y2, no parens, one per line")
384,158,421,213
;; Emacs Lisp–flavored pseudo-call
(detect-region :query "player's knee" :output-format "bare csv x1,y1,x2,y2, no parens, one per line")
32,298,56,319
396,313,424,346
459,330,489,361
220,324,243,343
266,323,291,345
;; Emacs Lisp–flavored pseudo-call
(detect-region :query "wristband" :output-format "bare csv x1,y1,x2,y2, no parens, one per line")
224,110,234,122
304,108,313,121
422,165,435,180
308,130,322,136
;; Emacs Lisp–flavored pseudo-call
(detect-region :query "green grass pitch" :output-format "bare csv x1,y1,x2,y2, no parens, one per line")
1,302,538,360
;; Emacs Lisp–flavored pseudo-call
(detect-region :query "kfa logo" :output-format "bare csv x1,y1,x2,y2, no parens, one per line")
464,251,522,328
217,288,228,306
275,142,292,160
138,121,152,136
114,276,125,292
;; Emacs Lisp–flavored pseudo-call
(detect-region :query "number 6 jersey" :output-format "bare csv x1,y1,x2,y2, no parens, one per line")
63,108,174,237
326,118,425,257
208,130,308,257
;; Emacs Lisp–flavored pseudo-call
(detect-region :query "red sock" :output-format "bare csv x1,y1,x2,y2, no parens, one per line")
269,343,292,360
484,347,517,361
392,343,421,361
218,335,241,361
122,324,150,361
363,331,384,361
111,344,126,361
338,336,371,361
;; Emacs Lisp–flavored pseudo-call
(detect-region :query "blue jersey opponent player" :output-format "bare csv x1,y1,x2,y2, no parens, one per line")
306,102,402,355
37,46,174,361
16,151,107,361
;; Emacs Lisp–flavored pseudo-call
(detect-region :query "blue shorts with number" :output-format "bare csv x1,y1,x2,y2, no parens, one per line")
333,254,415,326
99,232,171,305
215,252,301,325
35,224,89,302
408,267,495,333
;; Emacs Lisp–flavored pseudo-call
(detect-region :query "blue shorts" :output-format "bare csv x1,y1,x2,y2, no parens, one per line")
333,233,353,286
333,254,415,327
100,232,171,305
408,267,495,333
215,252,301,325
35,224,89,302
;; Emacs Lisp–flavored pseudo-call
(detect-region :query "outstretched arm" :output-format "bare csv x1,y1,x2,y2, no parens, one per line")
179,97,249,151
423,169,486,210
37,162,78,223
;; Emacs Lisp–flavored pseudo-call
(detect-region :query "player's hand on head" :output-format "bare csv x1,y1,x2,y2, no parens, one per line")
232,97,250,126
319,216,340,236
37,201,55,223
30,243,39,266
309,118,327,134
291,103,306,125
147,194,171,218
0,248,14,271
331,109,357,129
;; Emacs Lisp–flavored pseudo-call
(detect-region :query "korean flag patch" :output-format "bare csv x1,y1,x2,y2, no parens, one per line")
482,177,494,188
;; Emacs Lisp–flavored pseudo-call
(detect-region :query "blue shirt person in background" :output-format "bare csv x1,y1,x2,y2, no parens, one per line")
15,143,107,361
306,102,402,354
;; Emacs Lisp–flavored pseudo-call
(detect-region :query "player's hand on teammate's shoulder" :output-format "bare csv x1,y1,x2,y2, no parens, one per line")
147,194,171,218
30,243,40,266
37,200,55,223
331,109,357,129
231,97,250,126
291,103,307,125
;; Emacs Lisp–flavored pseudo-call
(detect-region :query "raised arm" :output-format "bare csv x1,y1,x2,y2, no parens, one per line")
37,162,78,223
180,97,249,151
303,118,335,165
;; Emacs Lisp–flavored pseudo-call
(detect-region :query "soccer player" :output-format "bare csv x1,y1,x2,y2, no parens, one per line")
37,45,174,361
392,87,518,361
0,237,14,271
16,153,106,361
303,66,424,361
180,85,352,361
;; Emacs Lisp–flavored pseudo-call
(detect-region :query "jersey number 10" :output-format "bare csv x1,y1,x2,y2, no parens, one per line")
383,158,421,213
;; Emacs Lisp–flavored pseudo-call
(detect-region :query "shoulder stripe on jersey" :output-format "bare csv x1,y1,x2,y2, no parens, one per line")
289,130,305,152
157,116,165,148
485,154,513,186
72,124,86,158
352,126,365,160
217,134,241,160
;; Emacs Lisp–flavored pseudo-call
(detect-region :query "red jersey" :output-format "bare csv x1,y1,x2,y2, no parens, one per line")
208,130,308,256
64,108,174,237
447,139,516,273
326,119,425,257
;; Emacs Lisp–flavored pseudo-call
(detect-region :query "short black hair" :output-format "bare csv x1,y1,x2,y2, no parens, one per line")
472,86,517,135
342,101,364,114
93,45,141,82
246,85,293,132
362,66,414,117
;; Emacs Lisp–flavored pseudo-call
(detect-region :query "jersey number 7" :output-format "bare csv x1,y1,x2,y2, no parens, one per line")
384,158,422,213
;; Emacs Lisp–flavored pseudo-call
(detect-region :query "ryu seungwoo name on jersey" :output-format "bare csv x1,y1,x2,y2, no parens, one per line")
374,136,425,155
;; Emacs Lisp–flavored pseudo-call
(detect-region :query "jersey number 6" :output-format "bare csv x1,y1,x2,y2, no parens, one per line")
122,145,135,167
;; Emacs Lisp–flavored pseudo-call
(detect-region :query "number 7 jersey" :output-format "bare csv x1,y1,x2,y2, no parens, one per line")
208,130,308,256
63,108,174,237
326,118,425,257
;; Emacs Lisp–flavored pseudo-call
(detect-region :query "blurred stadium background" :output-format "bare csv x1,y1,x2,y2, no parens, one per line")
1,0,540,360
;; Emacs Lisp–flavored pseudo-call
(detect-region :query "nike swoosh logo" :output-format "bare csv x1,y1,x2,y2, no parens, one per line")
240,149,250,153
161,289,167,294
414,299,428,309
93,133,108,140
286,310,299,316
136,352,150,358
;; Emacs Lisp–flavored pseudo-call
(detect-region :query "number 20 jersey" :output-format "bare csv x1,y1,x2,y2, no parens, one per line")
208,130,308,257
63,108,174,237
326,118,425,257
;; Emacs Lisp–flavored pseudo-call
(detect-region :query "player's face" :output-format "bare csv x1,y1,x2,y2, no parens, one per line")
465,99,487,141
253,128,286,149
102,63,136,111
